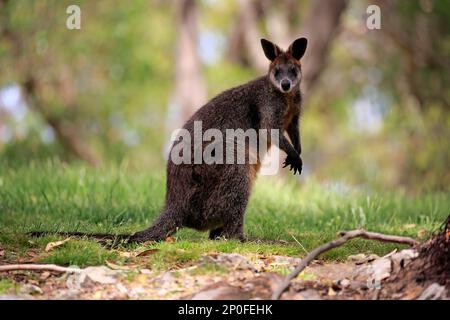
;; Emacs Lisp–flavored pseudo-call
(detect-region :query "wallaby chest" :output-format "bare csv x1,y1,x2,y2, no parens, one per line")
282,91,301,130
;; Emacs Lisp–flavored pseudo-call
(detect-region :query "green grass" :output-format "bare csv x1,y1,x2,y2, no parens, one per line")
0,161,449,269
0,279,16,294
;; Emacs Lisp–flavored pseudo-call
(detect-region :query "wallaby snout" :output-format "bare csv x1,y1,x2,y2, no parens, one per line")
281,79,291,92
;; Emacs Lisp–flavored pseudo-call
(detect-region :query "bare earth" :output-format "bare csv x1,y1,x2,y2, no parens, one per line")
1,248,448,300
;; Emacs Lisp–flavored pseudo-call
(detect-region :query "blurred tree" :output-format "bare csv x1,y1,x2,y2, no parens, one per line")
300,0,348,94
0,0,100,165
0,0,448,192
228,0,268,72
167,0,207,139
374,0,450,111
0,0,174,167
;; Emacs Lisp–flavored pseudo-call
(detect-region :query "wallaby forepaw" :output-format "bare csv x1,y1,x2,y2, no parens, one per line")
283,155,302,175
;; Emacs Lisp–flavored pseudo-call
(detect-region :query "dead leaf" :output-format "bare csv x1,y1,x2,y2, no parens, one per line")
348,253,379,265
417,229,427,239
117,251,135,258
26,251,38,258
134,274,149,284
140,269,152,274
328,287,337,296
403,223,416,230
105,260,138,270
45,238,71,252
165,236,176,243
137,248,160,257
40,271,51,280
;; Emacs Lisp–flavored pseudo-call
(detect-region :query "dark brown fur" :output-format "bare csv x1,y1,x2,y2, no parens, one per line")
130,38,307,242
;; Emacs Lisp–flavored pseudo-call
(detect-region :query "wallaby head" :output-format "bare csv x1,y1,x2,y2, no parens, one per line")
260,37,308,94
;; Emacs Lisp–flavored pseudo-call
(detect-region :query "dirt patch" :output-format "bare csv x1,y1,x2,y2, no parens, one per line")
0,252,420,300
1,218,449,300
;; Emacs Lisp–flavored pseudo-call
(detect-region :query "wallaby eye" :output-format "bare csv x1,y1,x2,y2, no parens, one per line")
274,67,280,77
290,66,297,76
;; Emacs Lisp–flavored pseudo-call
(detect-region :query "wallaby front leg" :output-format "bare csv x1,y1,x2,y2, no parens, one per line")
286,114,301,155
278,135,302,175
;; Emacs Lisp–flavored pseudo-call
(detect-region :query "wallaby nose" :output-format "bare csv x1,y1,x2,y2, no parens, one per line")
281,79,291,92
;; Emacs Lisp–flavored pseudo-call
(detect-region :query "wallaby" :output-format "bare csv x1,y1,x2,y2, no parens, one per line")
130,37,308,243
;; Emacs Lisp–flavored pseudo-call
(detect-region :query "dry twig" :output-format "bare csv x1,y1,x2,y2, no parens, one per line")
271,229,419,300
0,264,82,273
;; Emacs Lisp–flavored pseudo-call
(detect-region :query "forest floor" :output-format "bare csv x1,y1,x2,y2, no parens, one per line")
0,162,449,299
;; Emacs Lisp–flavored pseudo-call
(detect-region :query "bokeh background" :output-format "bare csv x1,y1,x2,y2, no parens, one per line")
0,0,449,193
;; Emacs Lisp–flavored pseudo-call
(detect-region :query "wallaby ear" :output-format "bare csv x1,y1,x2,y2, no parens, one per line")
288,37,307,60
260,38,282,61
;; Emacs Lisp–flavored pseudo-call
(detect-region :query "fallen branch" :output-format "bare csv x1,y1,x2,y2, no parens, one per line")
0,264,82,273
337,230,419,247
271,229,419,300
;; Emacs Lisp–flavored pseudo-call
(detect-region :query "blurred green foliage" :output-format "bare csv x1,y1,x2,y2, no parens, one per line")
0,0,449,192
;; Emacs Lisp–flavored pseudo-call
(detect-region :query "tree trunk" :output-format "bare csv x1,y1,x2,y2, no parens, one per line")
22,78,101,166
227,0,268,73
167,0,207,135
300,0,348,95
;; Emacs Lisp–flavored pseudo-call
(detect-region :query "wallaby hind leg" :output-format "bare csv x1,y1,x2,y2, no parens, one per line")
205,168,250,242
208,209,246,241
129,210,179,243
209,224,244,241
209,227,224,240
220,214,245,241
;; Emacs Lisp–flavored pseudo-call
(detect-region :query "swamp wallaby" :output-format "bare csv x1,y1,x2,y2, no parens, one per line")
130,37,308,243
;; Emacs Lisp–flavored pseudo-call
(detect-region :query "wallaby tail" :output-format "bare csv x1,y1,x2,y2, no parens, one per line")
27,231,131,246
128,208,180,243
27,209,179,244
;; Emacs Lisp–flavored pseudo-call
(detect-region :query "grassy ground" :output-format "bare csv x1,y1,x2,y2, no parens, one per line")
0,161,448,270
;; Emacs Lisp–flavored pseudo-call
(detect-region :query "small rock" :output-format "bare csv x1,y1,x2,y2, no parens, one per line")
390,249,418,270
129,286,146,297
339,278,351,288
191,283,250,300
54,289,82,300
348,253,380,265
417,283,448,300
40,271,51,280
201,253,256,272
369,258,392,282
20,284,43,295
291,289,322,300
67,266,119,289
0,295,29,300
348,254,366,262
85,266,118,284
140,268,152,274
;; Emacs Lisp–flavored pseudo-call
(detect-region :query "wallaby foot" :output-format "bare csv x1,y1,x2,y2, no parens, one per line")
209,227,224,240
129,212,178,243
208,222,245,242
